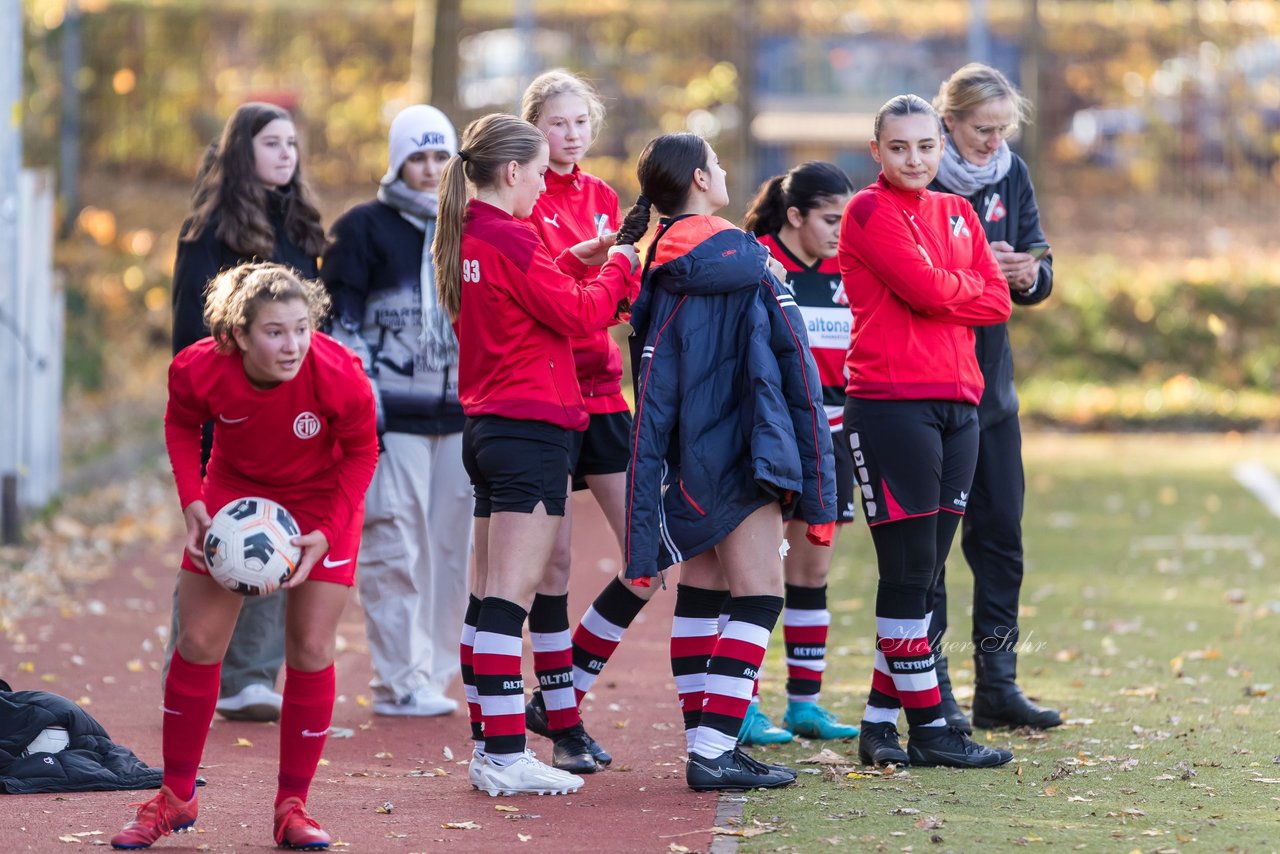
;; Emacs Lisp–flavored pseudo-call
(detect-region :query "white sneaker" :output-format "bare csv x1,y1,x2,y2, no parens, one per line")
373,690,459,717
468,750,485,789
473,750,584,796
215,683,282,722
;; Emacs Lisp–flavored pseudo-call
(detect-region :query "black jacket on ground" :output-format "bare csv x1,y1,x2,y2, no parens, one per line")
931,153,1053,428
0,684,163,794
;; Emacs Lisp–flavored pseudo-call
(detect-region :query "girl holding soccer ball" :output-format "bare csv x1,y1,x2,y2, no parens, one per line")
112,263,378,850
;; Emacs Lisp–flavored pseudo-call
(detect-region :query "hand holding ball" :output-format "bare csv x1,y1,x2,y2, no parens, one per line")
204,497,301,595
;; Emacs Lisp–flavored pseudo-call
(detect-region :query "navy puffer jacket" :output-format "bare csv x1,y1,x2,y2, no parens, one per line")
624,215,836,579
0,683,163,794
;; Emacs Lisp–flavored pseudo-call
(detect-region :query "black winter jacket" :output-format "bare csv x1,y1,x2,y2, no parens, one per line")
931,153,1053,427
171,190,320,355
625,216,836,579
0,684,162,794
321,201,464,436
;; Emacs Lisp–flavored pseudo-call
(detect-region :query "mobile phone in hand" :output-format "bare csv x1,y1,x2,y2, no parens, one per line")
1022,244,1050,260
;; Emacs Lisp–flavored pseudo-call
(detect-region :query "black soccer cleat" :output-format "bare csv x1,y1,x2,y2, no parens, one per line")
526,691,612,769
906,725,1014,768
548,722,600,774
732,746,797,781
686,749,797,792
858,720,910,767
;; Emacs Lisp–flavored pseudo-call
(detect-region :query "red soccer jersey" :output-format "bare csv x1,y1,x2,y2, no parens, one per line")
757,232,848,429
165,333,379,546
838,175,1012,406
457,199,632,431
528,166,638,414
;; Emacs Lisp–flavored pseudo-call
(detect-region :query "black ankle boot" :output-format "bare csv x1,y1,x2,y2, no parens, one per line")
933,655,972,734
971,651,1063,730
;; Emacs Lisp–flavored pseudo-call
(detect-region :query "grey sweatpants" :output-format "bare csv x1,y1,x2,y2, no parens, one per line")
358,431,474,702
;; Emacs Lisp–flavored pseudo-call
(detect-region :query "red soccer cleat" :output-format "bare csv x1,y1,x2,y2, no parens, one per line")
273,797,331,850
110,785,198,849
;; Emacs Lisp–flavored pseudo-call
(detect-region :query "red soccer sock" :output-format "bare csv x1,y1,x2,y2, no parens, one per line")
162,650,221,802
276,664,336,807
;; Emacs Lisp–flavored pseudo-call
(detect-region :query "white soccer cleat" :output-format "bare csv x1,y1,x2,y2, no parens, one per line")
472,750,584,796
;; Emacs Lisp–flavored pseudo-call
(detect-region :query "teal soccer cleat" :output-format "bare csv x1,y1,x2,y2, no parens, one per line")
783,700,860,740
737,702,794,745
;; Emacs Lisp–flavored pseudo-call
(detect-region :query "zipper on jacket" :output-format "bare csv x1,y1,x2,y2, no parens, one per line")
549,359,572,417
679,481,707,516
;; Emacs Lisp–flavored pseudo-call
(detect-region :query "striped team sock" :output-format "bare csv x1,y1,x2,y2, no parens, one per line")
863,647,903,725
161,650,221,801
671,585,726,752
690,594,784,761
276,664,335,806
529,593,579,732
875,583,945,730
473,597,528,763
571,578,648,705
460,594,484,752
784,583,829,704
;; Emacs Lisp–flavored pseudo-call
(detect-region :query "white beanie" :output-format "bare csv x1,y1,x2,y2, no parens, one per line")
381,105,458,184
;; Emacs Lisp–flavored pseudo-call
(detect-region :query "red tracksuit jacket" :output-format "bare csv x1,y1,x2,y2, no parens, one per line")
528,166,638,414
457,199,632,431
165,333,379,547
838,174,1012,405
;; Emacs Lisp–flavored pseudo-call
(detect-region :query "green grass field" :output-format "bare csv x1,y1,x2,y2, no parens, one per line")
738,433,1280,852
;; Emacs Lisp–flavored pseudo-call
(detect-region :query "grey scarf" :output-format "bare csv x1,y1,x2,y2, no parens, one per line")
935,135,1013,196
377,177,457,371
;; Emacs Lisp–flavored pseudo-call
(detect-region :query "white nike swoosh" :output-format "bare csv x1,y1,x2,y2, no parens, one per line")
219,414,249,424
301,728,329,738
322,557,352,568
162,707,182,716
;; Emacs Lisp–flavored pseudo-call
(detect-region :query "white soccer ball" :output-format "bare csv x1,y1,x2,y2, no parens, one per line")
24,726,70,757
204,497,301,596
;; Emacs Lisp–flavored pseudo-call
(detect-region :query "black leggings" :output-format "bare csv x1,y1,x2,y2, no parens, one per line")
870,513,963,623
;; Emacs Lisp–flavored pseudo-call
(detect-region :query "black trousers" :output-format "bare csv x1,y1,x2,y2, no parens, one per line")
929,413,1025,655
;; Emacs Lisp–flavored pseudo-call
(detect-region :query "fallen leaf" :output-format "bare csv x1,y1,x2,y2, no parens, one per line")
518,833,532,842
799,749,850,766
57,836,82,843
442,745,454,761
667,845,690,853
125,660,143,673
375,801,393,814
234,738,253,748
442,820,482,830
374,751,393,759
915,816,944,830
890,807,920,815
317,759,330,767
495,805,520,812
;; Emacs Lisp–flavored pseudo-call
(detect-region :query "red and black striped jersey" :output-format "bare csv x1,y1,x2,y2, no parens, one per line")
757,232,848,429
